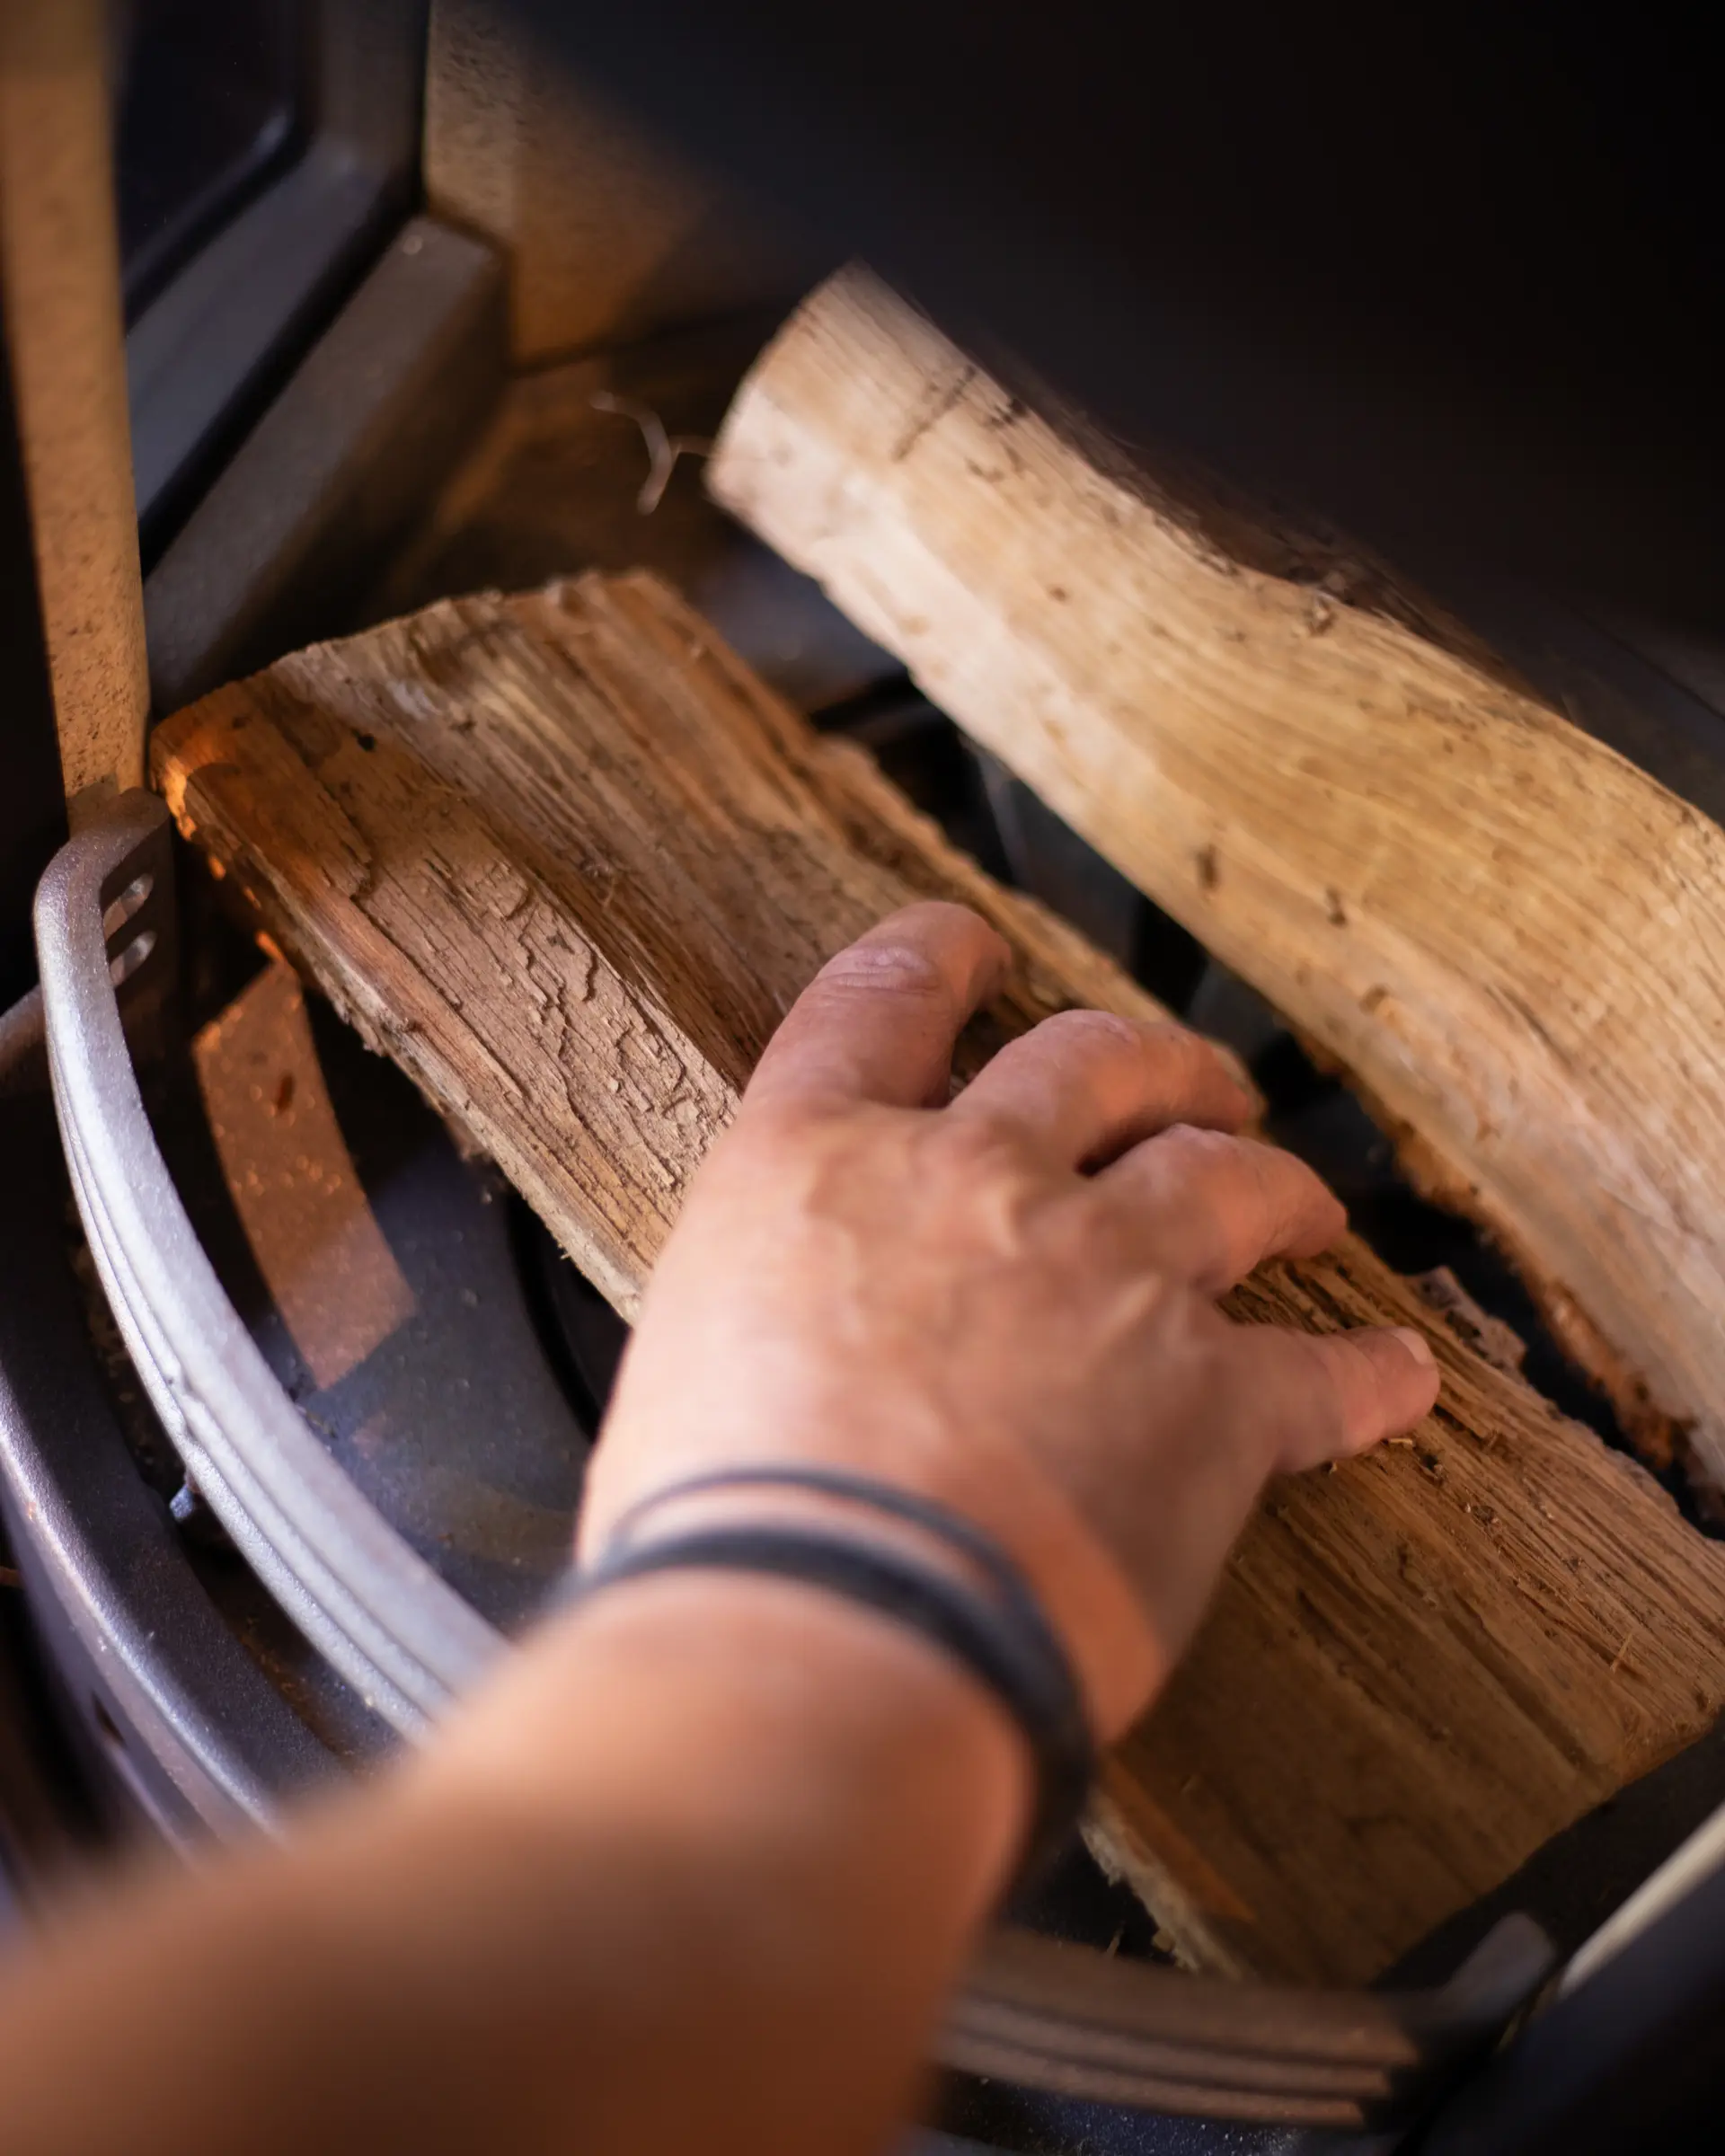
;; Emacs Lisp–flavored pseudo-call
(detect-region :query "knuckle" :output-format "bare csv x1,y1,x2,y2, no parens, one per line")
1156,1121,1239,1167
1310,1336,1368,1444
1239,1143,1318,1246
727,1094,834,1160
1139,1018,1208,1060
749,1090,826,1136
1358,1336,1398,1423
1245,1136,1290,1203
936,1109,1031,1178
812,941,951,1003
1035,1006,1146,1057
1270,1147,1343,1225
1267,1138,1321,1188
889,898,991,939
1142,1019,1231,1080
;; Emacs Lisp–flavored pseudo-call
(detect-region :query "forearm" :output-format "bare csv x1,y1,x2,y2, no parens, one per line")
0,1576,1029,2156
0,900,1438,2156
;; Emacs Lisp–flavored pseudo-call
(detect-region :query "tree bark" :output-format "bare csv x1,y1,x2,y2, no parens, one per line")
153,570,1725,1985
710,265,1725,1497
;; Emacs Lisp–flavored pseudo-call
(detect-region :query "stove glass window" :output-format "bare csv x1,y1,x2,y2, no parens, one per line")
113,0,305,325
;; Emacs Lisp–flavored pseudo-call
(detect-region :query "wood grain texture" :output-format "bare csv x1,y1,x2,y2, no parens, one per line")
710,266,1725,1494
152,571,1725,1985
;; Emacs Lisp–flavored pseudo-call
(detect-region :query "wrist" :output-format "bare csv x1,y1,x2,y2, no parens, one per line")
568,1467,1095,1877
422,1568,1033,1904
584,1424,1168,1742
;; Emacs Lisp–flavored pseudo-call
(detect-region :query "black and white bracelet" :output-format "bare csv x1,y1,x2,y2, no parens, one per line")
563,1464,1096,1885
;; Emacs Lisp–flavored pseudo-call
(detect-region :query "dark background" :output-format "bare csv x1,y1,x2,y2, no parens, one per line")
518,0,1725,632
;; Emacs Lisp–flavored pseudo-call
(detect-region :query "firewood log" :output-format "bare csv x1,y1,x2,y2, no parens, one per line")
711,265,1725,1497
155,571,1725,1984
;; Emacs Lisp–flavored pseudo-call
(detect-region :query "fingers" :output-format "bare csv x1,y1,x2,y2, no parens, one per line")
1228,1321,1440,1472
1096,1125,1346,1294
951,1009,1252,1167
746,903,1011,1112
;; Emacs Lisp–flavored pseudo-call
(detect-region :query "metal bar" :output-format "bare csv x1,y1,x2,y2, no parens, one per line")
126,0,430,560
144,216,506,713
33,792,502,1729
0,0,149,808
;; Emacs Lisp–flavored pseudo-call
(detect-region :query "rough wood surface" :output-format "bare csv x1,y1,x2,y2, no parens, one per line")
710,266,1725,1494
153,571,1725,1986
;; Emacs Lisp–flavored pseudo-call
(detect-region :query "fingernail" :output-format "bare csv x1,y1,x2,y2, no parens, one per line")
1392,1326,1437,1369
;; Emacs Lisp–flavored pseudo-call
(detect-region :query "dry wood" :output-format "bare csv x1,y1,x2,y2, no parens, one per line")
710,266,1725,1495
153,571,1725,1985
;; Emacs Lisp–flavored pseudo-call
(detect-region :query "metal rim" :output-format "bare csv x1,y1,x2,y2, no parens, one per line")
33,791,500,1729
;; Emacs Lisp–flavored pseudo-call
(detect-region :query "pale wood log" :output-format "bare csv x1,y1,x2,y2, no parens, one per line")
152,571,1725,1986
710,266,1725,1495
0,0,149,808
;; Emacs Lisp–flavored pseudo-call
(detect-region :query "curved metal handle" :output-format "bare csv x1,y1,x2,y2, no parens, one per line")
32,791,1554,2133
950,1913,1552,2131
34,791,502,1730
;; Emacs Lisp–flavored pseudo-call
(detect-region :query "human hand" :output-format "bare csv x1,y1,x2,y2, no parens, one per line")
581,903,1438,1739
